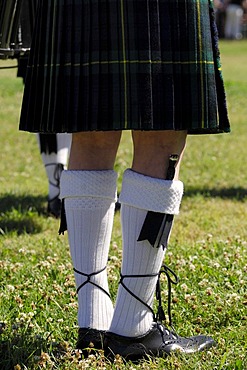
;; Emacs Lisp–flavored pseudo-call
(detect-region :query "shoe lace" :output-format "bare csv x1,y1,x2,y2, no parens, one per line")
120,264,179,328
45,163,64,189
74,266,111,299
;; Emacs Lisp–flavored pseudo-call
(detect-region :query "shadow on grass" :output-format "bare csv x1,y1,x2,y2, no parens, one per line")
0,193,48,235
0,336,42,370
184,186,247,201
0,330,65,369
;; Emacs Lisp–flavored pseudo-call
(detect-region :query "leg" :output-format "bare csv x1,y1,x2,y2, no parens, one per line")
37,133,71,217
60,131,121,353
233,6,244,39
131,130,186,179
225,5,240,39
109,131,186,336
68,131,121,170
106,130,215,360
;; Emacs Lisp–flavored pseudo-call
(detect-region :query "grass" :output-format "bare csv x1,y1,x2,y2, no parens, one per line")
0,40,247,369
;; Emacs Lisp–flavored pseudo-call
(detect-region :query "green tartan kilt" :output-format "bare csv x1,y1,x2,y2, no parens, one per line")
19,0,230,134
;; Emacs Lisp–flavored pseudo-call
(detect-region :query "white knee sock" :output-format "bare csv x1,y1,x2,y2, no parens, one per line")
60,170,117,330
55,133,72,165
109,169,183,337
37,133,71,200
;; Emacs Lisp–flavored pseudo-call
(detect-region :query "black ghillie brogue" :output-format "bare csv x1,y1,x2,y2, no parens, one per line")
74,266,111,357
76,327,105,356
104,265,216,361
105,322,215,361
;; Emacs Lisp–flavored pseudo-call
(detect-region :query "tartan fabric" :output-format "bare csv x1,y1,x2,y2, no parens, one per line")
17,0,38,80
19,0,230,134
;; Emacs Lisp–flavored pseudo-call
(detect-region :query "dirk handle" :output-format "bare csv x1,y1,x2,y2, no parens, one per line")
137,154,179,245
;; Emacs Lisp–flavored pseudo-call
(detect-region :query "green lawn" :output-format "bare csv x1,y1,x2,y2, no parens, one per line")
0,40,246,370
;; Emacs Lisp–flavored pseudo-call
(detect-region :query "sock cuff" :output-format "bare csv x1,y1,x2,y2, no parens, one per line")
119,169,183,214
60,170,118,201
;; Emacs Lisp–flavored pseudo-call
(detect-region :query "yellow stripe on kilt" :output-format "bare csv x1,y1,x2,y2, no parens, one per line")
27,60,215,68
120,0,128,129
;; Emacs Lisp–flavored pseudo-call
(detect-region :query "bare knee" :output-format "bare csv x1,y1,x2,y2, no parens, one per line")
132,130,187,179
69,131,122,170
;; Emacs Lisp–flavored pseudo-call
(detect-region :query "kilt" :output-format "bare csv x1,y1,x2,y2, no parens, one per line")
17,0,38,80
19,0,230,134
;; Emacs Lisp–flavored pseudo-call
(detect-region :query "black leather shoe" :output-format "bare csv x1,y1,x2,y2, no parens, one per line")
76,328,105,356
73,269,111,357
105,322,216,361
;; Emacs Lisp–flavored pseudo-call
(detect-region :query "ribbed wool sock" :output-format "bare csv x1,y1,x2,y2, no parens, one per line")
55,133,71,165
60,170,117,330
37,133,71,200
109,169,183,337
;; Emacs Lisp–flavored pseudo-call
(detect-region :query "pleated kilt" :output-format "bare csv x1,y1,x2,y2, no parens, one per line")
17,0,38,80
19,0,230,134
